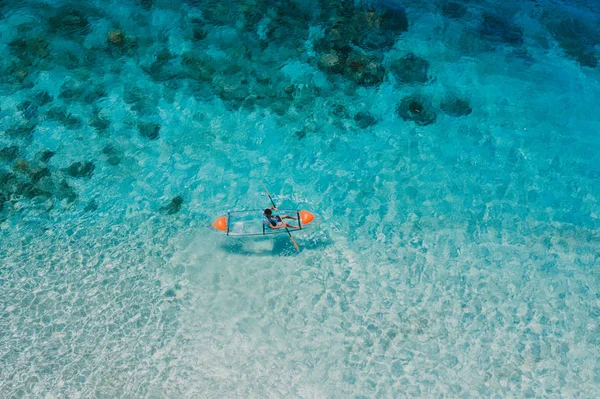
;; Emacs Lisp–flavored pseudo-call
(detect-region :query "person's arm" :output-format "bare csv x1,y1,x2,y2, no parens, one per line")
265,221,284,229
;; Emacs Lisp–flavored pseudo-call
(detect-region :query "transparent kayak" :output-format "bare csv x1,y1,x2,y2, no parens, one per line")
212,209,319,237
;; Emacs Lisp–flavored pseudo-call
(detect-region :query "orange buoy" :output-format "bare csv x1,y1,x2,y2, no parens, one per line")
299,210,315,225
213,216,228,231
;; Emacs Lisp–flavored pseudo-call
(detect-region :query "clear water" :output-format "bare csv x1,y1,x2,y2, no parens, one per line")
1,0,599,397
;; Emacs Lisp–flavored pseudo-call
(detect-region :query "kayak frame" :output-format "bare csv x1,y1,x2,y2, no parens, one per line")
217,209,318,237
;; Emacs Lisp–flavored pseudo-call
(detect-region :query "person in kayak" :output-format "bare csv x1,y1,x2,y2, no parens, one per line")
263,206,299,229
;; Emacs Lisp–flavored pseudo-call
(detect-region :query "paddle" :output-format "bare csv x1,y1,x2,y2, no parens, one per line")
261,182,299,252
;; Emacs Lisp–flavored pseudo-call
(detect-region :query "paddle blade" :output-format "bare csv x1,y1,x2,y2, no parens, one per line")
289,234,300,252
261,181,270,197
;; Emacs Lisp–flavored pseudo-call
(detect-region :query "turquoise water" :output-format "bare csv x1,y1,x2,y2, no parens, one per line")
1,0,599,396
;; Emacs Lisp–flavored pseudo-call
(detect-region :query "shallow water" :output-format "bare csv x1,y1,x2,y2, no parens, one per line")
1,0,599,397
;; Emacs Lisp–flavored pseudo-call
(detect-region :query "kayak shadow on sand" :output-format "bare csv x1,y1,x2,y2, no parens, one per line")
219,231,333,256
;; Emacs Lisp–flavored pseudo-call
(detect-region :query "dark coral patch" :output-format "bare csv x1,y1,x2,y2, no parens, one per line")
354,111,377,129
138,123,160,140
102,145,121,165
396,95,437,126
441,2,467,19
108,30,126,47
180,54,217,83
136,0,154,11
354,2,409,50
343,51,386,87
6,123,36,139
314,0,409,73
46,107,81,128
33,91,53,107
48,8,90,35
378,2,410,33
4,62,35,89
66,161,95,178
479,13,524,46
84,199,99,212
331,103,350,119
318,53,344,75
39,150,56,163
356,30,398,52
59,82,87,101
160,195,184,215
0,172,19,194
0,146,20,162
440,96,472,117
16,182,51,199
56,179,77,202
142,48,176,82
389,53,430,84
124,85,160,114
90,116,110,132
18,101,39,120
0,170,51,200
548,18,599,68
262,2,311,49
8,37,50,62
84,86,108,104
30,167,51,183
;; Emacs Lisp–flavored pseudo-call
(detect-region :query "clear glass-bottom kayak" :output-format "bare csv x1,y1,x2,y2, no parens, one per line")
212,209,319,236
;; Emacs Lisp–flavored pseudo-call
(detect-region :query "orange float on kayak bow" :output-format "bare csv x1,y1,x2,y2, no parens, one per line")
213,216,228,231
299,210,314,225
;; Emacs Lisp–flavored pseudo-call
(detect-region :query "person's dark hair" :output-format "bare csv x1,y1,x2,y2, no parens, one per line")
264,208,272,216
